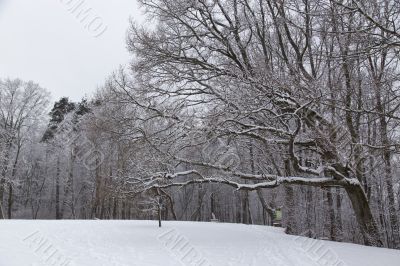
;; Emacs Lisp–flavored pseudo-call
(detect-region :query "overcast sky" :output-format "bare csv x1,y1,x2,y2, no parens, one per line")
0,0,143,102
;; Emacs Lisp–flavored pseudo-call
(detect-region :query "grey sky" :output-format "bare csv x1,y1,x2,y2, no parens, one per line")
0,0,143,102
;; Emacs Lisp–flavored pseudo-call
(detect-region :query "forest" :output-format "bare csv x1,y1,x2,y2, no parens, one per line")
1,0,400,250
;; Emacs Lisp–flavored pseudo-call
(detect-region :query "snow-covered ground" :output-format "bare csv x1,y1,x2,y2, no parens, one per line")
0,220,399,266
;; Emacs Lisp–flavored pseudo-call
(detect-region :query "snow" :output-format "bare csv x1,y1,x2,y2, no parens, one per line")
0,220,399,266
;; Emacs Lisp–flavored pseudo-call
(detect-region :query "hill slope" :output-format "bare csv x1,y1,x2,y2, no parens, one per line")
0,220,399,266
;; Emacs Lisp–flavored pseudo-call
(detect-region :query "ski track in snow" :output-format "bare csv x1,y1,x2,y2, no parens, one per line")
0,220,399,266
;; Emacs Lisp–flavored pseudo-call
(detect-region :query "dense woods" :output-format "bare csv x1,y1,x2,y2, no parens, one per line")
1,0,400,249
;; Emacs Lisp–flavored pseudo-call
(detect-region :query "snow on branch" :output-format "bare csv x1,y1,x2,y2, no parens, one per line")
148,174,360,191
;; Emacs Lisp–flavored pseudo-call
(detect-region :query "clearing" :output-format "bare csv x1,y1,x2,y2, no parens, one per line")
0,220,399,266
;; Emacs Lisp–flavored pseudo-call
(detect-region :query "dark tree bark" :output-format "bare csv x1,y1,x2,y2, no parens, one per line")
327,188,337,241
344,184,383,247
284,160,296,234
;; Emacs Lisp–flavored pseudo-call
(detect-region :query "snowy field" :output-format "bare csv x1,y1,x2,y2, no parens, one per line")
0,220,399,266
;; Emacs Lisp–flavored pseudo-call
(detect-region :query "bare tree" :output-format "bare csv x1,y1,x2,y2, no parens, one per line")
119,0,400,247
0,78,49,219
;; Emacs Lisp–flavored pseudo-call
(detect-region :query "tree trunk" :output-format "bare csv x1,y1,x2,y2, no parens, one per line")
284,160,296,234
55,157,62,219
7,140,21,219
335,188,343,241
112,197,118,219
344,184,383,247
91,158,102,219
241,190,252,224
7,184,13,219
161,189,177,220
256,189,275,226
327,188,336,241
158,204,162,228
122,200,126,220
0,140,12,219
61,149,76,219
0,201,4,220
305,187,313,237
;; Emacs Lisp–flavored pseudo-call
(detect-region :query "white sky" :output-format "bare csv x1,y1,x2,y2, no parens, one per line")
0,0,143,102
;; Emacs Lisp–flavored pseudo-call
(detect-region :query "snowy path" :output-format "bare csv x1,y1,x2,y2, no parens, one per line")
0,220,399,266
